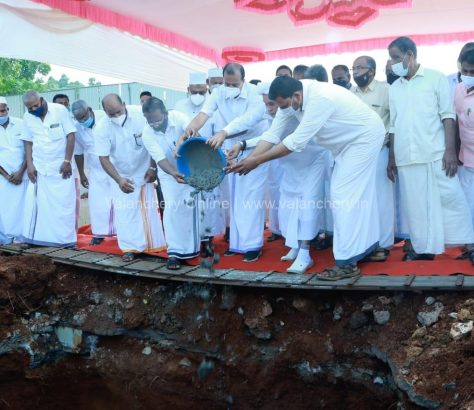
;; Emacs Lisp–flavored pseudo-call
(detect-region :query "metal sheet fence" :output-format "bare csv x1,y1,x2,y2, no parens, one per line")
4,82,186,117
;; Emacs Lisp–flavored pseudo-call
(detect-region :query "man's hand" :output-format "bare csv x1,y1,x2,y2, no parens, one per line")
118,177,134,193
171,171,186,184
229,156,259,175
226,143,242,161
59,161,72,179
175,128,200,156
79,174,89,189
442,149,458,177
207,130,227,150
144,168,157,183
8,170,23,185
27,164,37,183
387,156,397,182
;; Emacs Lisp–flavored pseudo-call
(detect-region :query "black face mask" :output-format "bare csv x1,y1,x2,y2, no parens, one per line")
333,79,350,89
386,72,400,85
354,72,371,88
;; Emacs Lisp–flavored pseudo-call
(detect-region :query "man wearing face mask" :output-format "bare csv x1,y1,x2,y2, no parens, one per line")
454,49,474,264
71,100,115,245
0,97,28,244
351,56,394,262
207,68,224,94
331,65,353,90
142,97,204,270
180,63,268,262
385,60,400,86
20,91,77,247
95,94,166,262
447,43,474,101
387,36,474,262
230,76,385,280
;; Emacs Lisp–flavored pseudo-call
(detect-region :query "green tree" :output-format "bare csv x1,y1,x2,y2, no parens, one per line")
88,77,102,87
0,58,51,95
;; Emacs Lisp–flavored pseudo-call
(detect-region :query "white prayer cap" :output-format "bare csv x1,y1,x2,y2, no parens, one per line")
189,72,207,85
0,97,7,105
208,67,223,78
256,82,271,95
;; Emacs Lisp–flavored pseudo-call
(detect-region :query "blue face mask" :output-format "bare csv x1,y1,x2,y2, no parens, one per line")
29,100,45,118
0,115,9,126
80,116,94,129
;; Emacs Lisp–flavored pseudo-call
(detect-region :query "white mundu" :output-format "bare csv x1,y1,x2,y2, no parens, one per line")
201,82,269,253
390,66,474,253
21,103,77,246
277,80,385,265
249,112,327,249
94,107,166,253
0,116,28,244
74,110,115,238
142,111,201,259
353,79,394,249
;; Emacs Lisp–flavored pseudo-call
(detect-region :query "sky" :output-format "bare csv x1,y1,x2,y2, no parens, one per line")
48,42,465,89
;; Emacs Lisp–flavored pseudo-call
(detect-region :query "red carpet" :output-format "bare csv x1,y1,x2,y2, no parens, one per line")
77,225,474,276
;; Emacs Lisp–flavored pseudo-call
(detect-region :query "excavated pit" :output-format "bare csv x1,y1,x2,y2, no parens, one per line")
0,254,473,410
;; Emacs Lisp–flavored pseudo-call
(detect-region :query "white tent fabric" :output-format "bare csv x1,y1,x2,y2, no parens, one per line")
0,0,214,90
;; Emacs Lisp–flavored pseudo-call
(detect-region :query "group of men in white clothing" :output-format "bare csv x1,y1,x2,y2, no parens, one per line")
1,36,474,280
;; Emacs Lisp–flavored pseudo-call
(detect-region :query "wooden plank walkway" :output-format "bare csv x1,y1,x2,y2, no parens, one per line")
1,244,473,291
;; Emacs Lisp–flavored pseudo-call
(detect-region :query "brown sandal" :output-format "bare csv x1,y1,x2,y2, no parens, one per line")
317,265,360,281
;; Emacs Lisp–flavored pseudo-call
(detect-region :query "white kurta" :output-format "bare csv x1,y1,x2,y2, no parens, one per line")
264,80,385,265
94,107,166,253
390,66,474,253
0,117,28,244
74,110,115,237
21,103,77,246
142,111,201,259
173,99,225,237
201,82,269,253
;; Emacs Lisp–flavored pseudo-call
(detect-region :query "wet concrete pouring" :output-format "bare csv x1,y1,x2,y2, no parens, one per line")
0,253,474,410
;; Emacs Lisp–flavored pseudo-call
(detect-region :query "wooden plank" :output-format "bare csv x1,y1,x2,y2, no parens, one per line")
124,260,165,272
47,249,88,259
410,275,460,289
184,268,230,279
70,252,114,263
0,244,25,254
462,276,474,288
307,275,357,287
352,275,409,288
347,275,361,286
404,275,415,287
154,264,198,275
455,274,464,287
219,270,271,282
24,247,60,255
96,256,136,268
261,272,310,285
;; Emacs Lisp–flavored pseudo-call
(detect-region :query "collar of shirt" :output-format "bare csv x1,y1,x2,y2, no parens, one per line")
399,65,425,83
355,79,377,94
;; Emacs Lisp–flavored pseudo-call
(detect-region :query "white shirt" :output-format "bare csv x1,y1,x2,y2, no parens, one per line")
174,97,213,138
389,66,456,166
200,82,267,140
74,110,107,180
94,106,150,183
142,111,190,167
21,102,77,176
0,117,26,175
263,80,383,157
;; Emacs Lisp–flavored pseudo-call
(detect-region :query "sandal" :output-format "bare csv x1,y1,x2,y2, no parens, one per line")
402,251,435,261
456,248,474,265
287,259,314,274
316,265,360,281
167,257,182,270
122,252,135,262
89,237,104,246
361,247,390,263
267,233,283,242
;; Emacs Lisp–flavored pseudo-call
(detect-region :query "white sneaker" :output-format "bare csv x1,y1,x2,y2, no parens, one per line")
287,258,314,274
281,248,299,261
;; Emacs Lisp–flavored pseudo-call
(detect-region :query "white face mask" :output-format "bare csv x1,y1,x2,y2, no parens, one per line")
391,55,409,77
111,113,126,126
209,84,221,93
190,93,205,106
461,74,474,90
225,86,240,99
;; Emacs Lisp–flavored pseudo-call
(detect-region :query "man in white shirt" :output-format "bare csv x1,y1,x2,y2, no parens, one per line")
20,91,77,246
71,100,115,245
387,36,474,260
231,76,385,280
95,94,166,262
142,97,203,270
181,63,269,262
331,65,353,90
352,55,394,261
0,97,28,244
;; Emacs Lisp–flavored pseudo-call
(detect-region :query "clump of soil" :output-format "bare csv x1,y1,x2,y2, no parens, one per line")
0,254,473,410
